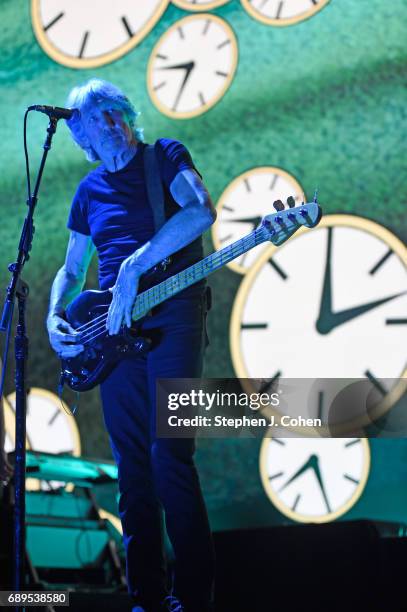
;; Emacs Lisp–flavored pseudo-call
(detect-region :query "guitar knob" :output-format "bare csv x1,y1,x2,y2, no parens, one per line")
273,200,284,211
134,339,148,352
287,196,295,208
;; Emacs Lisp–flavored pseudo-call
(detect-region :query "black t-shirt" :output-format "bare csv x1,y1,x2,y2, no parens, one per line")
67,138,204,293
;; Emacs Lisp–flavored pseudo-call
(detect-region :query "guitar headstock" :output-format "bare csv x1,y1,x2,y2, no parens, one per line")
261,194,322,245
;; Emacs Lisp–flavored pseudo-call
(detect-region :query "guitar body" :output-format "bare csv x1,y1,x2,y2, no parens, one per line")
61,289,152,392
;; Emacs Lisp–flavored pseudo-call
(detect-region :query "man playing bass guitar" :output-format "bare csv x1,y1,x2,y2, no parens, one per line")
46,79,216,612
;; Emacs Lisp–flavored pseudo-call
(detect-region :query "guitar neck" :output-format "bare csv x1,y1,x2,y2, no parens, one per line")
132,226,268,320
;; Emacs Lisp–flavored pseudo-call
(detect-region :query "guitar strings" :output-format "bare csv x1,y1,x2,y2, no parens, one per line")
76,230,265,346
78,231,264,346
75,309,108,333
75,228,263,337
73,252,221,335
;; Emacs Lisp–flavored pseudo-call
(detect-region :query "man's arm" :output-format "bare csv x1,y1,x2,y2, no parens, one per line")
106,169,216,334
128,169,216,273
47,231,95,357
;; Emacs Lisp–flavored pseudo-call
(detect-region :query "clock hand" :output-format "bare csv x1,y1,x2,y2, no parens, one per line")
316,228,406,333
316,291,407,334
227,215,264,228
158,61,195,72
158,61,195,111
278,455,314,492
307,454,332,514
278,454,332,514
315,226,334,330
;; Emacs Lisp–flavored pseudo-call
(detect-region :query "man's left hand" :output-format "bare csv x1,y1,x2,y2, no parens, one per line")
106,256,141,335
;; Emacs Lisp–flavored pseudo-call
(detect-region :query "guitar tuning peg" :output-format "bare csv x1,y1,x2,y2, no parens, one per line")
273,199,284,211
287,196,295,208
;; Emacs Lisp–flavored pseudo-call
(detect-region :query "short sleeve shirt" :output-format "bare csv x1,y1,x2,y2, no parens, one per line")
67,138,204,291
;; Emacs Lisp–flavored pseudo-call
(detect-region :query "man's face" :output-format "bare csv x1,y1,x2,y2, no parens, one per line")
81,99,134,159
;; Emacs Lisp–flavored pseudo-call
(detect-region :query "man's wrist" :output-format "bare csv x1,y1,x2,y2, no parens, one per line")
128,251,149,275
47,310,64,325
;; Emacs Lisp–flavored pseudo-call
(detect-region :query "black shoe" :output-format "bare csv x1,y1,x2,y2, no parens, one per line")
131,594,184,612
161,595,184,611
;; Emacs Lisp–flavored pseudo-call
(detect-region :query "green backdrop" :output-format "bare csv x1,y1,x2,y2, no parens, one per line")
0,0,406,530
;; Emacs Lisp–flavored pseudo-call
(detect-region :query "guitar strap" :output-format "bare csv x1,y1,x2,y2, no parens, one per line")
143,142,212,315
143,144,166,233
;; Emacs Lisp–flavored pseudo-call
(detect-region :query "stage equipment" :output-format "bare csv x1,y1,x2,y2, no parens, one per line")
0,107,69,608
213,519,407,612
3,451,126,598
28,105,76,120
13,450,118,487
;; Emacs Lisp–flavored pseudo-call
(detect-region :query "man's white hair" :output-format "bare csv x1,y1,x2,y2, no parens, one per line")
65,79,144,162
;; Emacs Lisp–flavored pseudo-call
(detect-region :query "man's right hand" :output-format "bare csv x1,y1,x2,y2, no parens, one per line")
47,314,84,359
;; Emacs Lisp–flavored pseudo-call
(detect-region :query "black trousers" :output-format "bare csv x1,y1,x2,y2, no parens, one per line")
100,287,215,611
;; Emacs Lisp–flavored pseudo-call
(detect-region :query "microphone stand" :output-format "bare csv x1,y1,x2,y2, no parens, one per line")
0,114,59,611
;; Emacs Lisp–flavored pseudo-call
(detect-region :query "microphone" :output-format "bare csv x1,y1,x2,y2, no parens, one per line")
28,105,78,120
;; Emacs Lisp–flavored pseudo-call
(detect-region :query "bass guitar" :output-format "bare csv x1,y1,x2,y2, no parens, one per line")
60,197,322,391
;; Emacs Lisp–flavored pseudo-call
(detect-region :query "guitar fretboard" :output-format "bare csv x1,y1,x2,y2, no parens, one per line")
132,226,268,320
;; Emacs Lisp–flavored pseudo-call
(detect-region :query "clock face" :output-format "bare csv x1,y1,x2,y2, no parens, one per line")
7,388,81,456
31,0,169,68
212,167,304,274
3,396,17,454
259,435,370,523
241,0,331,27
147,14,238,118
231,215,407,434
172,0,231,10
7,388,81,491
4,395,41,491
